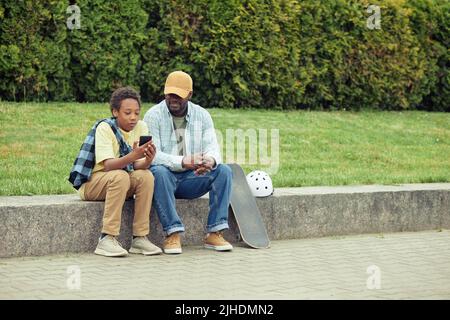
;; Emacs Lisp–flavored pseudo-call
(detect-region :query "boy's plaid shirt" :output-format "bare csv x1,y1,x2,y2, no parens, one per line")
68,117,133,190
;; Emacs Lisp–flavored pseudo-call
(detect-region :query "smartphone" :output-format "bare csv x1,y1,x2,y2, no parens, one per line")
139,135,152,146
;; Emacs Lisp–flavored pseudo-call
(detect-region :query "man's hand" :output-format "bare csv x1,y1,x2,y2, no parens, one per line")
182,153,203,170
182,153,216,175
194,154,216,176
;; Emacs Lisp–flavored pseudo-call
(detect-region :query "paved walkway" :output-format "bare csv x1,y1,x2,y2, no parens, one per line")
1,230,449,300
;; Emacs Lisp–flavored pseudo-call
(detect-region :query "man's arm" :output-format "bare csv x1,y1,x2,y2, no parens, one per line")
193,110,222,175
201,111,222,169
143,107,184,171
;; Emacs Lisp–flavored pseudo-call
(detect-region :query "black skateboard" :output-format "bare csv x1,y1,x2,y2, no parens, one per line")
228,163,270,249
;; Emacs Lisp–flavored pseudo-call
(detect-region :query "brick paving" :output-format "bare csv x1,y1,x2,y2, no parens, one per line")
1,230,449,300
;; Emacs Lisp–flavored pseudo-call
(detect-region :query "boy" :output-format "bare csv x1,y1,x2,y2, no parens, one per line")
69,87,161,257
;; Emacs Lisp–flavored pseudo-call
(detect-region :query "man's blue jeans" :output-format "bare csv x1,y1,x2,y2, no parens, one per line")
150,164,233,235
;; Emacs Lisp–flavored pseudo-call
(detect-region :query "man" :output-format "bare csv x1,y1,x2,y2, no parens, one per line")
143,71,233,254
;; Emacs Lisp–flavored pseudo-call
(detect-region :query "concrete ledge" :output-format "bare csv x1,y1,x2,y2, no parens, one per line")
0,183,449,257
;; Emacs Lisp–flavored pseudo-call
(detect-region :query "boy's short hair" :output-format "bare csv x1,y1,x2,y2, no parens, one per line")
110,87,142,113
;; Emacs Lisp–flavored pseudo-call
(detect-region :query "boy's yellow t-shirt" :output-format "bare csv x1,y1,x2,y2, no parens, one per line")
78,120,149,200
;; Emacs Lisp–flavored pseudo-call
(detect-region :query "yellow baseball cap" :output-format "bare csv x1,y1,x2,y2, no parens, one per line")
164,71,193,99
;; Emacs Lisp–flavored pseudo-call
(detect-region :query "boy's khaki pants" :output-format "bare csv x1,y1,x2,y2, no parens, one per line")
83,169,154,236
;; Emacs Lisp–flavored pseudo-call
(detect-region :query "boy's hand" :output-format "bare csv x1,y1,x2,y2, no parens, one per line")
143,142,156,163
132,141,152,160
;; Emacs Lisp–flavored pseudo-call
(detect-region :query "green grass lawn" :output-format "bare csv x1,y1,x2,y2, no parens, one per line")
0,101,449,196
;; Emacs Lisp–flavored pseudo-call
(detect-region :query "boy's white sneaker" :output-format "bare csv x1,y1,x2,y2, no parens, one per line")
129,236,162,255
94,235,128,257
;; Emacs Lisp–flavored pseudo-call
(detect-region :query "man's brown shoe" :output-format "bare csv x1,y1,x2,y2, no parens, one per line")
204,232,233,251
163,232,182,254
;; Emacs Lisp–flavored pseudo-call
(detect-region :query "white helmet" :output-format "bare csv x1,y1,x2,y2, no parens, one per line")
246,170,274,197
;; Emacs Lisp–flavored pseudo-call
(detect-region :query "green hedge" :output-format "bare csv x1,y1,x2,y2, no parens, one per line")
0,0,448,110
0,0,71,101
406,0,449,111
67,0,148,102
